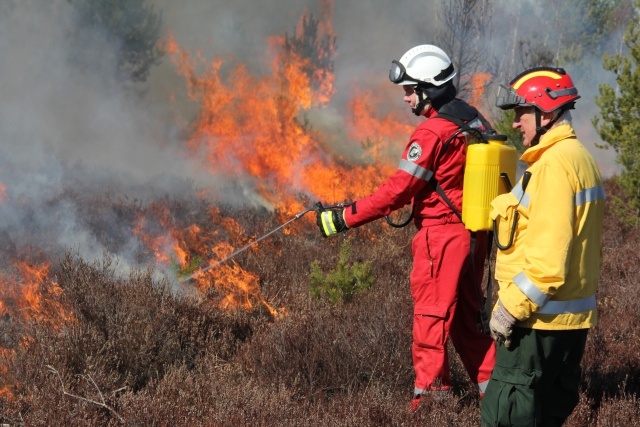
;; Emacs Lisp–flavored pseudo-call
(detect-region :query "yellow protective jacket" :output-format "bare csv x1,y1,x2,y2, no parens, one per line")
490,123,605,330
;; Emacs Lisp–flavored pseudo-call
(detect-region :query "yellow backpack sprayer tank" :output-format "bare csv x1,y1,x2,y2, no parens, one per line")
462,133,517,231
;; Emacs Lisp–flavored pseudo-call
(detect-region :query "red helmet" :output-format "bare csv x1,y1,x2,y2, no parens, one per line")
496,67,580,112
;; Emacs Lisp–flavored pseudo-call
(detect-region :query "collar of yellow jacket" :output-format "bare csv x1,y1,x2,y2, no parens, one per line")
520,123,576,164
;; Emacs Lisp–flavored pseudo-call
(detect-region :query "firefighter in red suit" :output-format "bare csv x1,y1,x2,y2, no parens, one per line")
317,44,496,410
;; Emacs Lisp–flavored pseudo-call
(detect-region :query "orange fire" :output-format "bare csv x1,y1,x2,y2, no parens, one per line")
0,348,13,400
0,255,74,399
0,183,6,202
184,210,280,317
0,259,72,324
165,8,401,217
347,85,415,166
132,201,180,267
155,5,418,315
467,72,492,112
131,198,281,316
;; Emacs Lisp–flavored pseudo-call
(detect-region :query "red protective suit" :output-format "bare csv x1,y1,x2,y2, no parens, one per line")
344,102,496,395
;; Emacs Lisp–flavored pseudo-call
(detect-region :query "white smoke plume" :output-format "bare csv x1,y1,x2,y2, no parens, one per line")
0,0,625,276
0,0,220,275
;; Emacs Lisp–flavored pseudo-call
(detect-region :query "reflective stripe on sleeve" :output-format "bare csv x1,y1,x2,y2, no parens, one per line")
537,295,597,315
398,159,434,181
511,183,604,209
477,380,489,394
321,212,336,235
575,185,605,206
511,183,530,208
513,271,549,307
512,272,597,315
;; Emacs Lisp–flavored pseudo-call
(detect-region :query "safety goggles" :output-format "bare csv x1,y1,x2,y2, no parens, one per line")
495,84,527,110
389,60,419,85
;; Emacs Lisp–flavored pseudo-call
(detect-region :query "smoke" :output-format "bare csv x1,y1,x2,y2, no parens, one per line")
485,0,624,177
153,0,622,175
0,0,626,276
2,1,205,189
0,0,221,275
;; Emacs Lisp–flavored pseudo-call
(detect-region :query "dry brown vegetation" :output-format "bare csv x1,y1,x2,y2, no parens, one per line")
1,177,639,426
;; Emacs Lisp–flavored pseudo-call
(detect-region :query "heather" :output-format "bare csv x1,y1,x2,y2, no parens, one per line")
0,177,637,426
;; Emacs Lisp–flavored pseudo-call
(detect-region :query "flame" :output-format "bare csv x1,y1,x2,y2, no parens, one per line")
181,208,280,317
0,348,13,401
195,259,279,318
0,183,6,202
165,6,395,217
132,201,179,267
0,254,75,399
156,6,418,314
347,86,414,166
468,72,491,110
130,198,281,316
0,258,73,324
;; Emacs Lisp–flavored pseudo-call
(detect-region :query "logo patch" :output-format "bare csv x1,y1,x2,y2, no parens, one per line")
407,142,422,162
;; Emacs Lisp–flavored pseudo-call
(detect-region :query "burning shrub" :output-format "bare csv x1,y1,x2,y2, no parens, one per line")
1,252,264,425
1,179,639,426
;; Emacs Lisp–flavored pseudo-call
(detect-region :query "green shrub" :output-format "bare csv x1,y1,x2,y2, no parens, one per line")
309,240,374,303
172,254,202,278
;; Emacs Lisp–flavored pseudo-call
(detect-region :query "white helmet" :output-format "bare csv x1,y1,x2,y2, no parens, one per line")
389,44,456,87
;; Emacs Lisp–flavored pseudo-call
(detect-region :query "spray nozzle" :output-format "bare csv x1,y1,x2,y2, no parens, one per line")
314,201,353,212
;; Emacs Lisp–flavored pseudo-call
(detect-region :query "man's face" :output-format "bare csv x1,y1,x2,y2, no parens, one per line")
403,85,417,108
512,106,539,147
403,85,430,116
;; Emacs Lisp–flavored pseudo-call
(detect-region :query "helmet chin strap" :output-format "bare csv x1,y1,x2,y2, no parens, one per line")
532,108,564,146
532,110,545,146
412,87,429,116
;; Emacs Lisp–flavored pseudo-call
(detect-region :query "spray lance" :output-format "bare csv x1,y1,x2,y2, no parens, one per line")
177,201,352,284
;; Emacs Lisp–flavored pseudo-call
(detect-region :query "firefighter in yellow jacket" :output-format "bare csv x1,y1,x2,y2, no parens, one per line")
480,67,605,427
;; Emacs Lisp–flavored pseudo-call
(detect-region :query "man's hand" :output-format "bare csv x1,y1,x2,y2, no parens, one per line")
489,305,517,348
317,209,348,237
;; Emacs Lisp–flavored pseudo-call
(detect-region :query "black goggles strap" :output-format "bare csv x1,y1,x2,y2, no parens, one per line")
433,63,454,82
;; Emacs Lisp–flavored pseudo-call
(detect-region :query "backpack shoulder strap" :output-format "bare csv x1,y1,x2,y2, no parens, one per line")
429,99,492,220
428,174,463,220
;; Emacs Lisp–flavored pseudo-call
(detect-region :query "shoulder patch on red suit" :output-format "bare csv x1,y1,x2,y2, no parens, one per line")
407,142,422,162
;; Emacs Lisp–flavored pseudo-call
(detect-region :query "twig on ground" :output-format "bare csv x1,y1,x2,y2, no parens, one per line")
46,365,126,424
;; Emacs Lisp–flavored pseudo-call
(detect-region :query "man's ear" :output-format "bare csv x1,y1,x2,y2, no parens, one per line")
540,110,555,127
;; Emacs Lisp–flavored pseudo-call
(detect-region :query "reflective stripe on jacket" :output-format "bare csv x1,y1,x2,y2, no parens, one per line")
345,105,469,228
490,123,605,330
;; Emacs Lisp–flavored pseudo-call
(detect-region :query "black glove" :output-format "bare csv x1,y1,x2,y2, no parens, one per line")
316,209,348,237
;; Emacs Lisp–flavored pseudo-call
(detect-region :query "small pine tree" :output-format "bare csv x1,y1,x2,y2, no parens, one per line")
493,109,524,153
593,0,640,226
309,240,374,304
172,255,202,278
